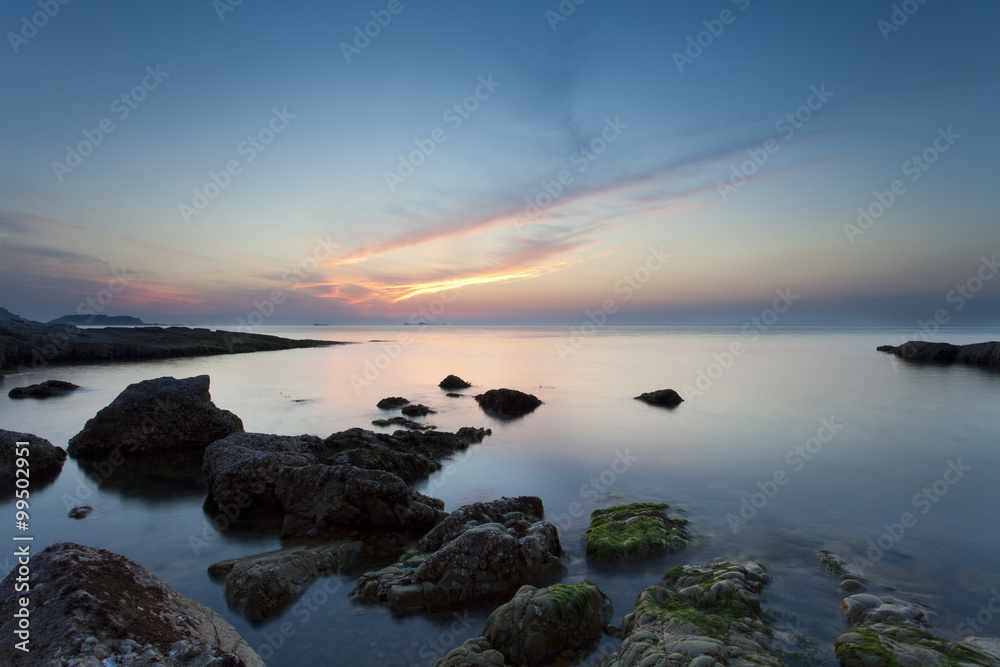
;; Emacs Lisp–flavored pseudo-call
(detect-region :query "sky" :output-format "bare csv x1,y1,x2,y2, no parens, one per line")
1,0,998,326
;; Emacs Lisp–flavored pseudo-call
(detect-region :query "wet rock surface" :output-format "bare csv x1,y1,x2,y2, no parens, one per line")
351,497,565,613
0,542,264,666
585,502,690,563
67,374,244,458
599,561,784,667
634,388,684,408
0,428,67,483
474,388,542,419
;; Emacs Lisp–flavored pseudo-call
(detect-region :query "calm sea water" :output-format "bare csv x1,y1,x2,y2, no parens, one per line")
2,325,999,666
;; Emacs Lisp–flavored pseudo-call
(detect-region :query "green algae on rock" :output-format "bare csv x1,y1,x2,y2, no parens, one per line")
600,560,784,667
584,502,689,563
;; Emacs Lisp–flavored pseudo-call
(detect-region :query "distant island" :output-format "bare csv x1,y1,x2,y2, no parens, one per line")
0,306,348,373
48,314,148,326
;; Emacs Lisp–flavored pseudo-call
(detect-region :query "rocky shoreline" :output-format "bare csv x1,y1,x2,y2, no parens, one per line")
877,340,1000,369
4,362,1000,665
0,317,344,372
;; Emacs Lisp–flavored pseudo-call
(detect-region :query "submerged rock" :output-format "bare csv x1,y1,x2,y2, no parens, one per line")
208,542,364,623
817,549,867,592
67,374,244,457
8,379,81,399
599,561,783,667
68,505,93,519
351,496,565,612
0,429,67,483
377,396,411,409
0,542,265,666
439,374,472,389
634,388,684,408
877,340,1000,369
372,416,437,431
585,502,689,563
474,388,542,419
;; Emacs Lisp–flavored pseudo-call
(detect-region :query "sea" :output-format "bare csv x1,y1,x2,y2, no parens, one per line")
2,325,999,666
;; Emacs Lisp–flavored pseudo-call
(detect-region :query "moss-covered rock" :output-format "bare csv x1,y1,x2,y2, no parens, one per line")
584,502,689,563
600,560,784,667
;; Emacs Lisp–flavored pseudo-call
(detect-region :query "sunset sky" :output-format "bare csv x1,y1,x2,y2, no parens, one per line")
1,0,998,325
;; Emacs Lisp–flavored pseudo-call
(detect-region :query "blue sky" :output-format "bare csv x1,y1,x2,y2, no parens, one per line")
1,0,998,325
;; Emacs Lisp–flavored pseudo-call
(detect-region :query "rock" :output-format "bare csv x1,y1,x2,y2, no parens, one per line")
478,581,613,665
67,375,244,458
877,340,1000,369
0,429,66,483
474,388,542,419
68,505,93,519
372,416,437,431
351,497,565,612
455,426,492,443
598,561,783,667
446,392,463,398
8,379,81,399
208,542,364,622
585,503,689,562
0,542,265,666
401,403,436,417
634,389,684,408
0,319,342,371
435,637,506,666
834,591,1000,667
377,396,410,409
439,374,472,389
817,549,866,581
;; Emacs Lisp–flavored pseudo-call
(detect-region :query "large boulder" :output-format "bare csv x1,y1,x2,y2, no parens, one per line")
0,542,264,666
67,375,244,457
202,432,446,533
208,541,364,623
0,429,66,484
474,388,542,419
598,561,784,667
351,497,565,612
479,581,613,664
8,379,81,399
585,502,690,563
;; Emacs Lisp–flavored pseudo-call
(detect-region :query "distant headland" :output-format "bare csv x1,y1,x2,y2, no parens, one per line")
48,314,148,326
